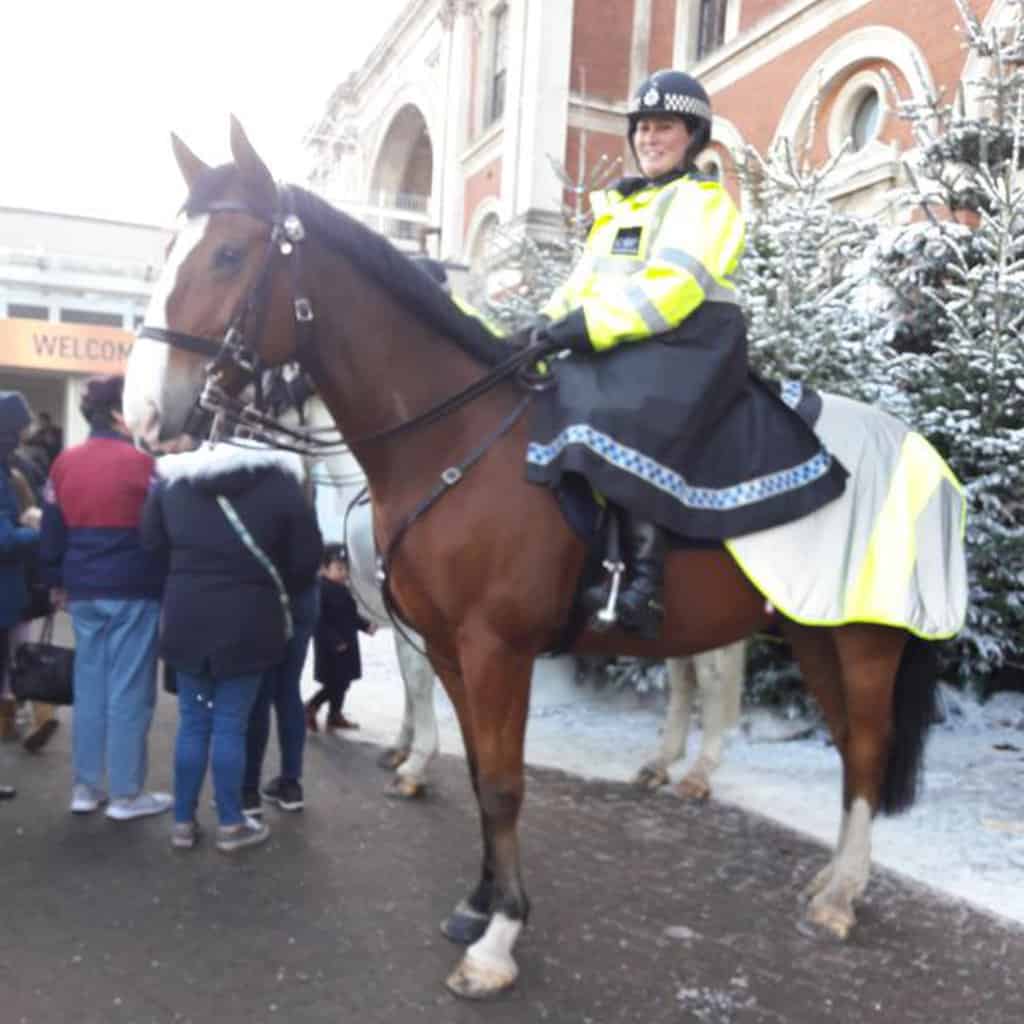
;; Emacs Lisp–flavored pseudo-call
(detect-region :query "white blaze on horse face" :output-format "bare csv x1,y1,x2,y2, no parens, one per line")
123,214,211,444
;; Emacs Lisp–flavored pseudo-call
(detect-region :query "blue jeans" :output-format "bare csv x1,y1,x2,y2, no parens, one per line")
174,670,262,827
244,608,315,791
70,598,160,799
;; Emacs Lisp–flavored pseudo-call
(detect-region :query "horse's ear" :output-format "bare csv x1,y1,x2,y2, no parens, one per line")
170,132,209,190
229,115,276,207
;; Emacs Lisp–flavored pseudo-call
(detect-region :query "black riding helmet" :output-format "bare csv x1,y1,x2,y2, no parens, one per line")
627,69,713,175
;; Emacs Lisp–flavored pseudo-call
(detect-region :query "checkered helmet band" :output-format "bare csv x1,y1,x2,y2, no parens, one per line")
629,90,712,121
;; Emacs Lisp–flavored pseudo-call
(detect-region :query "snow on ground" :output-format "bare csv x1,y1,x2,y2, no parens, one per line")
322,629,1024,929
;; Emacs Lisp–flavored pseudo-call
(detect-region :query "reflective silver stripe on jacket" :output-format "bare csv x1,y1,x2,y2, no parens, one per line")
654,247,740,305
625,284,671,333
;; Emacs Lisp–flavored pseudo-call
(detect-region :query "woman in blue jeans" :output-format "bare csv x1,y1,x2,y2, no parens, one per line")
142,443,322,853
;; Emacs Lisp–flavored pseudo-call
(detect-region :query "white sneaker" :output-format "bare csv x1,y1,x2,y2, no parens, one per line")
105,791,173,821
70,784,108,814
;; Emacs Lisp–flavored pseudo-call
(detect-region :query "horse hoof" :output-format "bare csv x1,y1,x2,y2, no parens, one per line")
377,748,409,770
674,775,711,801
445,953,518,1000
386,775,426,800
805,897,855,940
440,901,491,945
633,765,668,790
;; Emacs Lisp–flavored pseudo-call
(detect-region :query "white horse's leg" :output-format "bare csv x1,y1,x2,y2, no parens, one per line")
634,656,695,789
388,630,439,799
675,639,745,800
805,798,873,938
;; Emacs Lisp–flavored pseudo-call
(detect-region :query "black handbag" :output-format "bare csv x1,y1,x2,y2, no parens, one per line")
10,616,75,706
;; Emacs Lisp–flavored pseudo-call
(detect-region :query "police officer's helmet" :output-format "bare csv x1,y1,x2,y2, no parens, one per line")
627,70,713,170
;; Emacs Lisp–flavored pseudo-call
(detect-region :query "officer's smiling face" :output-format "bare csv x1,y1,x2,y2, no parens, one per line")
634,115,692,178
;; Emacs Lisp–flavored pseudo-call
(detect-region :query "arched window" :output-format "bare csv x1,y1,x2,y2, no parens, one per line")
850,89,882,151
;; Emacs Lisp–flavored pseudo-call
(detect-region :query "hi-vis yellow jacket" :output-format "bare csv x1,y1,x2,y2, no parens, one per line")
543,176,745,351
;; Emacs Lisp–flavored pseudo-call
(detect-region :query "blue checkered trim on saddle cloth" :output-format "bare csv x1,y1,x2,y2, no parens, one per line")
526,424,832,511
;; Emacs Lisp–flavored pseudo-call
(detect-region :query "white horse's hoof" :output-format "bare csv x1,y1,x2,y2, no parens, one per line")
387,775,426,800
674,773,711,801
633,764,669,790
805,890,856,939
377,747,409,770
445,952,518,1000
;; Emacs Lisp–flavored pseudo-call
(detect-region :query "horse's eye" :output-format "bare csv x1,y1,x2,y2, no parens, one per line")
213,245,244,271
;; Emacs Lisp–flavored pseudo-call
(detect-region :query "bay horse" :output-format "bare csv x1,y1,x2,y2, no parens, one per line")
124,119,948,999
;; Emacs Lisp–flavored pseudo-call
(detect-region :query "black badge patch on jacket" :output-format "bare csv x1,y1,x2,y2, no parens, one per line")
611,226,642,256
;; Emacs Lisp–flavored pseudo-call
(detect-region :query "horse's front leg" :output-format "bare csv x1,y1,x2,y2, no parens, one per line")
386,631,439,798
445,636,533,1000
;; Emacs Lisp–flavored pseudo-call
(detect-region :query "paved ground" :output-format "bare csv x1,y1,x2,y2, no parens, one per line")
2,696,1023,1024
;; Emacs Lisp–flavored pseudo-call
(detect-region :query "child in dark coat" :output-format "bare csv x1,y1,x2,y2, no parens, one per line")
306,544,375,732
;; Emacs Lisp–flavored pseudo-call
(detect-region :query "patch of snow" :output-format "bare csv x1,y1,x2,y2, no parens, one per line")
325,631,1024,929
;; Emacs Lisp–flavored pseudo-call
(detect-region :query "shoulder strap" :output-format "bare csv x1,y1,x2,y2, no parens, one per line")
215,495,294,641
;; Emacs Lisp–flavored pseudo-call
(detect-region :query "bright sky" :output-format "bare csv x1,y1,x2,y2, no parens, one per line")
0,1,406,226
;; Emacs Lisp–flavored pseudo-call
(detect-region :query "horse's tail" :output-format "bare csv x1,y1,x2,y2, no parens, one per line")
879,635,939,816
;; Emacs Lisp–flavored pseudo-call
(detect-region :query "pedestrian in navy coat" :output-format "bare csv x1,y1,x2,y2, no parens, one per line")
141,442,322,853
306,544,375,732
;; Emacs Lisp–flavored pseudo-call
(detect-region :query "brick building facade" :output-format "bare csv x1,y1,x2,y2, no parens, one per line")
305,0,1005,280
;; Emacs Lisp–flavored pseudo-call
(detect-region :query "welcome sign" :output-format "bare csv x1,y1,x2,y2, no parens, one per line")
0,317,133,375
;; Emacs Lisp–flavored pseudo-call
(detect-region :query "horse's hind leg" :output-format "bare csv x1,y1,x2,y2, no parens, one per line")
676,640,745,800
377,633,414,770
787,623,906,938
634,656,695,790
386,632,438,798
445,634,533,999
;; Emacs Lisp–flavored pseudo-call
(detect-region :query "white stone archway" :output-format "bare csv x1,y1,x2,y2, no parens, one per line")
364,94,436,248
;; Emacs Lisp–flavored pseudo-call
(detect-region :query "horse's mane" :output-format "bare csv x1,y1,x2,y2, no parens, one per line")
184,165,505,369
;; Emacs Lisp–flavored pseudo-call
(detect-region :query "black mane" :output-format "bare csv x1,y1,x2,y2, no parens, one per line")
184,165,505,368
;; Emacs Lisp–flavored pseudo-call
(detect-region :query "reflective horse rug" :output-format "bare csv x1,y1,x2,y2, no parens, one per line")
726,392,967,640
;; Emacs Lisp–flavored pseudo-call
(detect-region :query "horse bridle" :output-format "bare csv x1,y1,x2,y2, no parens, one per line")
138,185,555,455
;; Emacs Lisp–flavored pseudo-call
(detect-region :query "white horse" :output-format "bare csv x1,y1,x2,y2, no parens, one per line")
633,639,745,799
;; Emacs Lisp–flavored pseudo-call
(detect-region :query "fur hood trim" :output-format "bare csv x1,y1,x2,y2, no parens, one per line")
155,442,305,485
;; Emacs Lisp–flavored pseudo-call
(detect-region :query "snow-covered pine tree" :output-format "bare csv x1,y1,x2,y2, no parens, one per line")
733,114,886,707
873,0,1024,688
736,109,885,401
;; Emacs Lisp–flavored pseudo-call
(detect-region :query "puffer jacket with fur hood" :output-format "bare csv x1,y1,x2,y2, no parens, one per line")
141,443,323,680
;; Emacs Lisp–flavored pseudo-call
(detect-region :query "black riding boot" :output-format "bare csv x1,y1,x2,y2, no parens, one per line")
617,517,666,639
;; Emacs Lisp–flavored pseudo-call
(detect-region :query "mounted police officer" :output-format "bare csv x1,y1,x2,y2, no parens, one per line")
526,70,847,637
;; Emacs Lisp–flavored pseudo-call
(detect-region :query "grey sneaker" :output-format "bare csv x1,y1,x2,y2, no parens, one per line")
105,791,173,821
70,784,108,814
171,821,201,850
216,816,270,854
